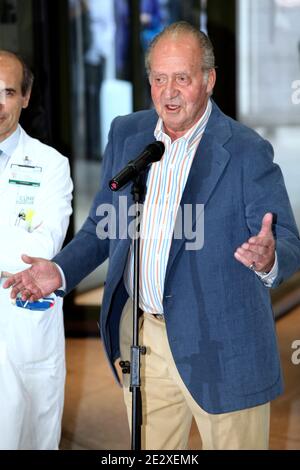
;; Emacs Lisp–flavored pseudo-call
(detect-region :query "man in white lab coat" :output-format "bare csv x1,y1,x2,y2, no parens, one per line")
0,51,73,449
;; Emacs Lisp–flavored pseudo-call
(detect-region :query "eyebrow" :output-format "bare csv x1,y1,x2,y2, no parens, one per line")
0,87,16,92
151,71,189,76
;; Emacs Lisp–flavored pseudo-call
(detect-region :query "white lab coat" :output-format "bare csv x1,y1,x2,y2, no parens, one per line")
0,127,73,449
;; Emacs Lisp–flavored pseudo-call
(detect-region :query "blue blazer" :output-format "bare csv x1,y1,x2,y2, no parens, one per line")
54,102,300,413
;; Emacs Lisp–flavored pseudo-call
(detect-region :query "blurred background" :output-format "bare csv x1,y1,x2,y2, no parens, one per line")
1,0,299,330
0,0,299,449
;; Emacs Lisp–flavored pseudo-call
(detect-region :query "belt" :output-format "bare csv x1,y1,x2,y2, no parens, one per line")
144,312,165,320
153,313,165,320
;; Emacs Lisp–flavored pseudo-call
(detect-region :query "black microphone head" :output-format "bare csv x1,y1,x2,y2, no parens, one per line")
109,141,165,191
145,141,165,163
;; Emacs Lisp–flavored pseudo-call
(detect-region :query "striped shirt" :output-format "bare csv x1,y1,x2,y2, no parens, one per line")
124,99,212,313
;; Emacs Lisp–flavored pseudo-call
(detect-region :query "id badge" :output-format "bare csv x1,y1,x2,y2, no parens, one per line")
9,163,42,188
9,163,43,231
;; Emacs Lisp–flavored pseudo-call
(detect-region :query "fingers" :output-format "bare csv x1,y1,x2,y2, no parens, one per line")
3,274,19,289
10,281,43,301
248,215,274,248
3,271,43,300
17,289,31,302
241,241,271,257
234,244,274,272
9,286,42,302
234,250,251,268
1,271,13,278
234,246,263,269
8,279,25,296
21,254,37,265
12,286,40,302
235,237,275,271
248,236,273,247
234,212,276,272
258,212,273,238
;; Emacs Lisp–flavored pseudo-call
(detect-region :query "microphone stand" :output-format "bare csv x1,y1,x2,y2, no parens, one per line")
120,174,146,451
110,144,164,450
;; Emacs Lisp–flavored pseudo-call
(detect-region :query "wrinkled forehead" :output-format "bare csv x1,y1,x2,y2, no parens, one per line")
150,34,203,71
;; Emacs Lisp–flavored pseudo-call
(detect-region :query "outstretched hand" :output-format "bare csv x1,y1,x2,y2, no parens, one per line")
3,254,62,301
234,213,275,273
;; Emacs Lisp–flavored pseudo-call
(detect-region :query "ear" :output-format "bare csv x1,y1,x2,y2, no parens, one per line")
206,68,216,95
22,90,31,109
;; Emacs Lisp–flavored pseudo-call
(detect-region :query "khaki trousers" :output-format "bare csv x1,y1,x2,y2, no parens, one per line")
119,298,270,450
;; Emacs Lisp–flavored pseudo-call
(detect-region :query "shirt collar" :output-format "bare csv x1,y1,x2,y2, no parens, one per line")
0,126,21,157
154,99,212,146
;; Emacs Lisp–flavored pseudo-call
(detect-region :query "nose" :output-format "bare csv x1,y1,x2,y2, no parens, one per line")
0,89,4,106
163,77,179,100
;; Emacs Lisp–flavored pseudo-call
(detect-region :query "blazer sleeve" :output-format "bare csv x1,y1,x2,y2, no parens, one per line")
243,137,300,287
53,117,118,293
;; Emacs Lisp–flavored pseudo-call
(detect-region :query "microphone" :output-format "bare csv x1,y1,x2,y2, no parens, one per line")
109,141,165,191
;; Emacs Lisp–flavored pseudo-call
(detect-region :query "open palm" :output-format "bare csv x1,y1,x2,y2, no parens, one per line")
3,254,62,301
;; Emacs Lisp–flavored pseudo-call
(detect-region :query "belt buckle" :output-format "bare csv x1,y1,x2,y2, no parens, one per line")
153,314,164,320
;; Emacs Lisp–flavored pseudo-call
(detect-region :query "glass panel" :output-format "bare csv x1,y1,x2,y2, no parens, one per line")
69,0,208,297
238,0,300,307
69,0,133,293
0,1,49,142
238,0,300,229
0,0,33,65
139,0,201,109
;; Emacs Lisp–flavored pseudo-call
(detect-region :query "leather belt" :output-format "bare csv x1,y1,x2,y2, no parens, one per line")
152,314,164,320
143,311,164,320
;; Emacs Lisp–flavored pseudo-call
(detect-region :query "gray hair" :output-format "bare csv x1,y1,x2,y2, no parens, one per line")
145,21,215,82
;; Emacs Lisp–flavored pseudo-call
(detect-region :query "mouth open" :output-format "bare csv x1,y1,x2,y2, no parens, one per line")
165,104,181,112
